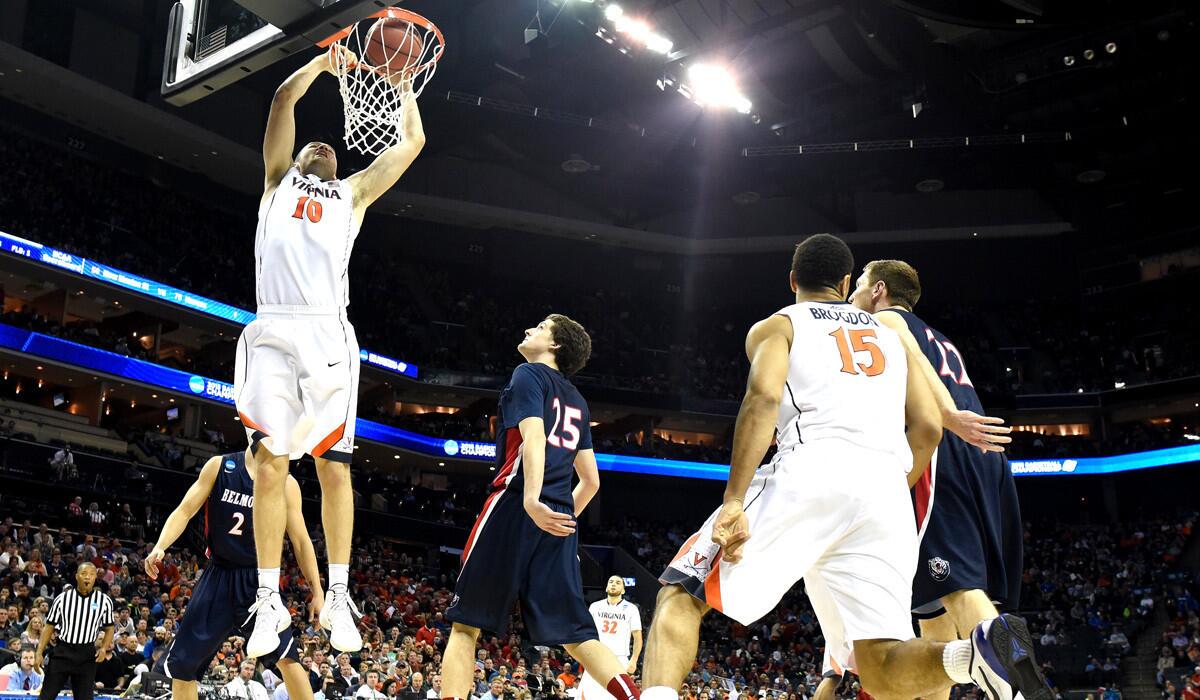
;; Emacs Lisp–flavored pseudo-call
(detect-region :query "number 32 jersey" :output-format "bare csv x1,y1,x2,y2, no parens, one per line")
204,450,258,568
255,167,360,308
492,363,593,508
588,598,642,659
773,301,910,467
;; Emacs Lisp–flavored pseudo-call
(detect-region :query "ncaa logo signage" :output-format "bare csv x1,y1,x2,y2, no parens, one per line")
443,440,460,456
188,375,206,394
928,557,950,582
224,460,237,473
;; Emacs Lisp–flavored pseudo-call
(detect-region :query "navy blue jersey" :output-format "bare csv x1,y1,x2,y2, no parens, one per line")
204,451,257,568
888,309,985,415
492,363,593,507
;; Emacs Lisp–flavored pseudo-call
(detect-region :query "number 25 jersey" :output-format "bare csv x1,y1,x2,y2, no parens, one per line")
772,301,910,467
492,363,593,508
255,166,360,309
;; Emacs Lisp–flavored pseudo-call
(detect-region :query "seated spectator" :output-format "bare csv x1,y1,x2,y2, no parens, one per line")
4,648,43,692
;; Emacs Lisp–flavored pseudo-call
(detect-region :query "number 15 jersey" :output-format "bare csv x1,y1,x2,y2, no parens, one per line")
255,167,360,309
773,301,910,467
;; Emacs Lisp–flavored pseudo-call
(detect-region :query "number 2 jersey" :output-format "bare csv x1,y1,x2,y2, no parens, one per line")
772,301,911,467
255,166,360,309
204,450,257,568
492,363,593,508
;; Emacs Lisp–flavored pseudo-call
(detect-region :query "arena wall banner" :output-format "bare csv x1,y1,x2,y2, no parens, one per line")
0,322,1196,480
0,229,417,379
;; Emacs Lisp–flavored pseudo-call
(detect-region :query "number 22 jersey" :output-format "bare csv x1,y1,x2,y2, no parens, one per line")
492,363,593,508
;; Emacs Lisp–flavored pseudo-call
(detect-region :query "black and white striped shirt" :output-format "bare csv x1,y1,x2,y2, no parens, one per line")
46,585,114,645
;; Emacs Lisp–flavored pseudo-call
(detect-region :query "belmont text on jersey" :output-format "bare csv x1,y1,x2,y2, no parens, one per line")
219,489,253,508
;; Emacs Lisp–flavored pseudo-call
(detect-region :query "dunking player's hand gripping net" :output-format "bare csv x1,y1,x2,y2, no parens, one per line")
235,8,440,661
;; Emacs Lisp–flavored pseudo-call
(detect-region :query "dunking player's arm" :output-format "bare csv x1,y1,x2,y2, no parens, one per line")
902,346,944,488
874,312,1011,454
519,417,577,537
263,52,334,195
711,314,793,565
346,77,426,216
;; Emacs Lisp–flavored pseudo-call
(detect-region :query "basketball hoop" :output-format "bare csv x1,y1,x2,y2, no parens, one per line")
320,7,445,156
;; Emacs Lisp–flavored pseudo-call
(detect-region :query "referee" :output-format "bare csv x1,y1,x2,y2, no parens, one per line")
34,562,114,700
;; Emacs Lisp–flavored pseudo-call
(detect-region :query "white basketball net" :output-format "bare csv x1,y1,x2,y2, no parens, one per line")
328,12,443,156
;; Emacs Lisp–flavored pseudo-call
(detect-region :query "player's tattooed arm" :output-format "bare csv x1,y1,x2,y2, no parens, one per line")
876,311,1011,453
145,455,221,579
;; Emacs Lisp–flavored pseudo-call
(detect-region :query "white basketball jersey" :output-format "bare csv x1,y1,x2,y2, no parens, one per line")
773,301,911,467
255,167,360,308
589,599,641,659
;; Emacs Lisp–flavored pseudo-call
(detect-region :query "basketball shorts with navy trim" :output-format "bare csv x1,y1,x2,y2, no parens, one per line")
446,490,598,646
661,439,918,676
911,433,1023,618
164,565,299,681
234,306,359,463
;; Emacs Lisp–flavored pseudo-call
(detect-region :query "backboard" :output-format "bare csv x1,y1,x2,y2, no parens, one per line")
161,0,400,106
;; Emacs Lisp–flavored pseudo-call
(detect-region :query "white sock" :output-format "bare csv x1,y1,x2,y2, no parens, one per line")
642,687,680,700
329,563,349,590
943,639,973,684
257,568,281,593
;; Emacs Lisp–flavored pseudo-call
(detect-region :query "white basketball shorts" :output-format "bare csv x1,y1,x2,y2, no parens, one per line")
660,438,918,674
579,657,629,700
234,305,359,463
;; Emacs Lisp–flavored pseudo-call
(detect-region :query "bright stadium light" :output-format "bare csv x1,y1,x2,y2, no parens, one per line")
605,4,623,20
646,33,673,54
686,63,752,112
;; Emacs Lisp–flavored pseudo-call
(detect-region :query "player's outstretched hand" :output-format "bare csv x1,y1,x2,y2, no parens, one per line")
946,409,1012,453
144,547,165,579
625,659,638,675
712,501,750,564
524,499,576,537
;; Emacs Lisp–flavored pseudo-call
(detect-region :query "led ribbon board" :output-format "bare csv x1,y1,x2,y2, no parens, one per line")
1,324,1196,479
0,230,417,379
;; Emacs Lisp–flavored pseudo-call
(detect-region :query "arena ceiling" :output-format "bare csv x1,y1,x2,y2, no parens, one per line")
3,0,1198,250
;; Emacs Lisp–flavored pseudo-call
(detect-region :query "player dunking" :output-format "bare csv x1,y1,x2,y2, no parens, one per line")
580,576,643,700
440,316,641,700
143,449,323,700
237,46,425,657
640,235,1051,700
850,260,1023,700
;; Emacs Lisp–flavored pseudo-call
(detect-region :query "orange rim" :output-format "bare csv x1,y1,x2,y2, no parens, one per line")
318,7,445,69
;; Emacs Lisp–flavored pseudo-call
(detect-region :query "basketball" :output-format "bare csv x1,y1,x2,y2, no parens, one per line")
365,17,425,72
